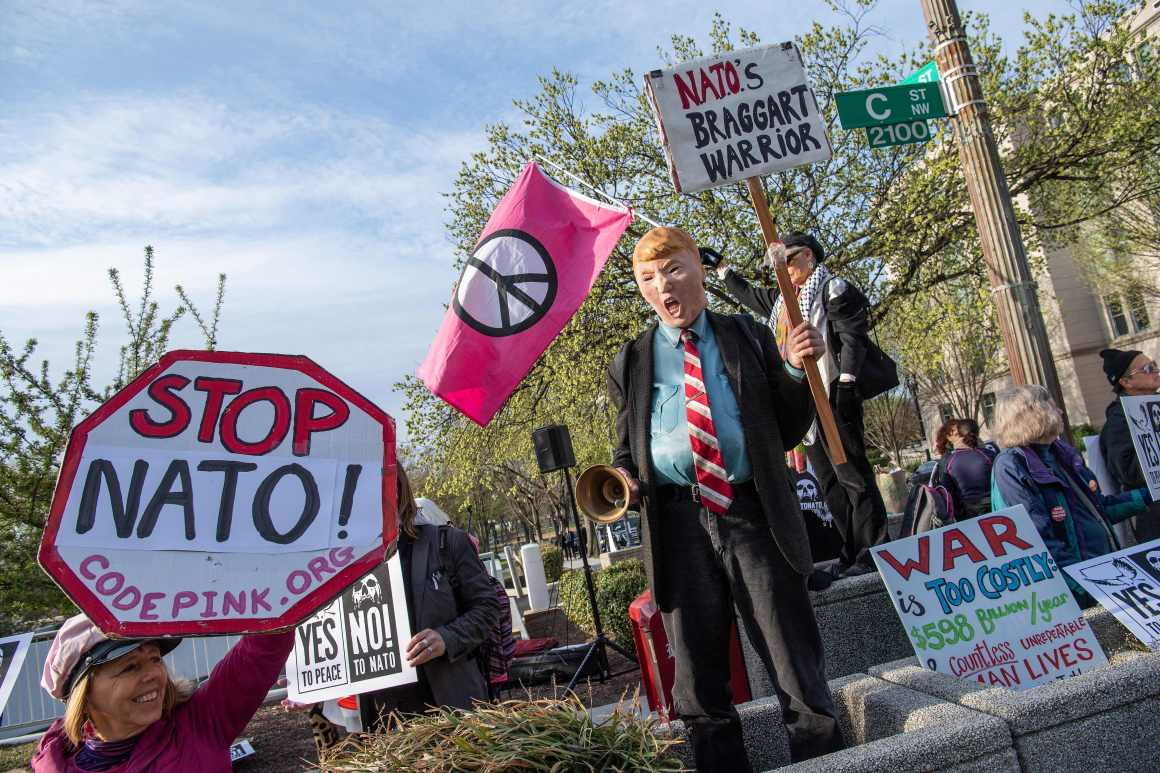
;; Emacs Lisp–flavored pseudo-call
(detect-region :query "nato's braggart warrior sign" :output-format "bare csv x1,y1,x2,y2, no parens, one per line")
871,506,1107,690
644,42,832,194
285,556,417,703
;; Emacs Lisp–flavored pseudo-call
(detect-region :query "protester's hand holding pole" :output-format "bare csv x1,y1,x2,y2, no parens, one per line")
746,178,848,465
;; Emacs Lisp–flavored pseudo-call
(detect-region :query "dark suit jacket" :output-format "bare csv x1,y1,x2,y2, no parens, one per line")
407,524,500,709
607,310,816,609
722,268,897,400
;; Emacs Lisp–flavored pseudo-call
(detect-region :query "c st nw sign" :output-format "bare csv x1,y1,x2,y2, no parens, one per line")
39,351,397,637
834,81,948,130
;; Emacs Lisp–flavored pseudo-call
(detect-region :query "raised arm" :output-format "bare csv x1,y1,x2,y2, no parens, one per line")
184,630,295,747
720,266,779,320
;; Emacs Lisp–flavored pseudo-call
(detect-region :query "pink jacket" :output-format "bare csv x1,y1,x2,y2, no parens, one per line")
32,631,294,773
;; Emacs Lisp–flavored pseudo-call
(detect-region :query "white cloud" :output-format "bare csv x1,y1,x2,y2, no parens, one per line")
0,93,480,248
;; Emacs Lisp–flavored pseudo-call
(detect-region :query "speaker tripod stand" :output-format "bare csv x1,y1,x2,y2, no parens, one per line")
531,423,637,692
559,464,638,692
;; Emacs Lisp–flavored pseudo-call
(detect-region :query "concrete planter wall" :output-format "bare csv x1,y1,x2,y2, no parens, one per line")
725,582,1157,772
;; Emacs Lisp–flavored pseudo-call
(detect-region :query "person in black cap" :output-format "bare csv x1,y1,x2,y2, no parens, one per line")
715,232,897,576
1098,347,1160,543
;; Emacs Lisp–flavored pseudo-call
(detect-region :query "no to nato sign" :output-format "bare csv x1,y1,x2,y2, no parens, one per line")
38,351,397,637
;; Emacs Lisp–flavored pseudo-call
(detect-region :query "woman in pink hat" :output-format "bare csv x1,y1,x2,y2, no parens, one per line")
32,614,292,772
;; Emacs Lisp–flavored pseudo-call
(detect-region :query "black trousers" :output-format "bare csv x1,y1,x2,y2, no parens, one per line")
805,390,889,568
657,484,843,770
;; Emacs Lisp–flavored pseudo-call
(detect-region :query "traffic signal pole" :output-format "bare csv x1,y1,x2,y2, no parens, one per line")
919,0,1071,430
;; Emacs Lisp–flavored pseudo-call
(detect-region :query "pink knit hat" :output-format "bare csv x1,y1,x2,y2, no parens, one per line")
41,614,181,700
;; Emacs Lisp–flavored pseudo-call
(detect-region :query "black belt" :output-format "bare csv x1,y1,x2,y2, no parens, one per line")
654,479,756,504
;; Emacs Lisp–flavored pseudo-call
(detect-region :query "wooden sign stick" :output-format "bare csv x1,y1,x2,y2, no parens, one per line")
745,177,848,465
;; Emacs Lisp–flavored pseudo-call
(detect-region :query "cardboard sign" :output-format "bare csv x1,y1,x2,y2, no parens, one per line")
0,633,33,716
644,42,832,194
1064,538,1160,650
38,351,397,637
1116,395,1160,501
871,506,1107,690
285,556,416,703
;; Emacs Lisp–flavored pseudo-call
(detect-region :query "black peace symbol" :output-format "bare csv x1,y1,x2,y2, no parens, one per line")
452,228,558,337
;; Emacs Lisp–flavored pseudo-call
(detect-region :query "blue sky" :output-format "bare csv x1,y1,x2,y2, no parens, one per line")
1,0,1065,438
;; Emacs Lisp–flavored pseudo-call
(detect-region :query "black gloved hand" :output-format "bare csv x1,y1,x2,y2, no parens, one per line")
835,381,859,418
699,246,725,269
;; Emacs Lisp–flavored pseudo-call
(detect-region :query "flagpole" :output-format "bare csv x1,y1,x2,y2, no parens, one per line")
533,156,666,228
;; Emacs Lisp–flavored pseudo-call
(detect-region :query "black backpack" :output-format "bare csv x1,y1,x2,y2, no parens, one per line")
900,468,956,537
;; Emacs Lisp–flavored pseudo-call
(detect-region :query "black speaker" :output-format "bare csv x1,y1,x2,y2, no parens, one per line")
532,425,576,474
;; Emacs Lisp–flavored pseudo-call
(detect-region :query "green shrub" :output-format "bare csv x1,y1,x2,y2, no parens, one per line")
540,543,563,583
321,696,683,772
558,559,648,645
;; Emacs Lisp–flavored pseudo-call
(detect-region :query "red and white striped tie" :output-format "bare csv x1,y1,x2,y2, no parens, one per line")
681,329,734,515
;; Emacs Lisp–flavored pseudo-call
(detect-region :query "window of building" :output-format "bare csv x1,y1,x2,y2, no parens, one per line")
938,403,955,423
981,393,996,428
1104,289,1152,339
1127,288,1151,332
1135,41,1155,78
1105,295,1130,337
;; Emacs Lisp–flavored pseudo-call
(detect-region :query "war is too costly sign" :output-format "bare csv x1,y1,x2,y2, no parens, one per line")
872,506,1107,690
39,350,397,636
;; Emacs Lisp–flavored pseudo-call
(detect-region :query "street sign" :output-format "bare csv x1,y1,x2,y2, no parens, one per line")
865,120,935,148
835,82,947,129
39,350,398,637
901,60,940,85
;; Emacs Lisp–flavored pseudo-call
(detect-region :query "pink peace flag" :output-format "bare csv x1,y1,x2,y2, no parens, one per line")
417,162,633,426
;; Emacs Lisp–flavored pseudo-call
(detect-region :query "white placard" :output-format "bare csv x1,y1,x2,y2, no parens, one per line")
1116,394,1160,501
1064,538,1160,650
871,506,1107,690
644,42,832,194
0,633,33,716
40,351,396,636
285,554,417,703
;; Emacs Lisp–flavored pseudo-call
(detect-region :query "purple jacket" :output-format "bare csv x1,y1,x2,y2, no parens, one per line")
32,631,294,773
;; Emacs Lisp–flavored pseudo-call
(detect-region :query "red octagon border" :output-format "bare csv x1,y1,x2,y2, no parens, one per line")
38,350,398,638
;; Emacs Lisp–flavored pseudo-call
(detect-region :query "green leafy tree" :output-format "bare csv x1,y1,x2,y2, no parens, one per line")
402,2,1159,518
0,247,226,632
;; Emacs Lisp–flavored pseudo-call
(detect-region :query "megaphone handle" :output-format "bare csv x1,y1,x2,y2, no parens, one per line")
745,177,847,465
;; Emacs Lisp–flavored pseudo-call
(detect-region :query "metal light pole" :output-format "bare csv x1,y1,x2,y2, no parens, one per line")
919,0,1070,430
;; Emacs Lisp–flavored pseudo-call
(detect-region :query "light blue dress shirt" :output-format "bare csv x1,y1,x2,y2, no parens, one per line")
650,311,752,487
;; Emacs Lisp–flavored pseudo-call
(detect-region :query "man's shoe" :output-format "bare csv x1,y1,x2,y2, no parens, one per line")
837,561,876,579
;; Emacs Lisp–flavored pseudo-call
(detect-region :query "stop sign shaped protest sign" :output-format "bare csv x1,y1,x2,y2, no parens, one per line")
38,351,397,637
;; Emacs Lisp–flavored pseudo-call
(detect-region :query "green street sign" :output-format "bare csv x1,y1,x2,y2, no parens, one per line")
865,120,935,148
835,82,947,129
901,60,939,85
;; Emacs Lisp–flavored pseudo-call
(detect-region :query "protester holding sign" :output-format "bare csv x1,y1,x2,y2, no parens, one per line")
1098,348,1160,543
990,385,1154,604
31,613,292,772
717,233,896,576
357,465,501,731
607,227,842,770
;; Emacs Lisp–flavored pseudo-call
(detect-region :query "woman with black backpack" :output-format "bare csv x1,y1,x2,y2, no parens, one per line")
935,418,997,519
